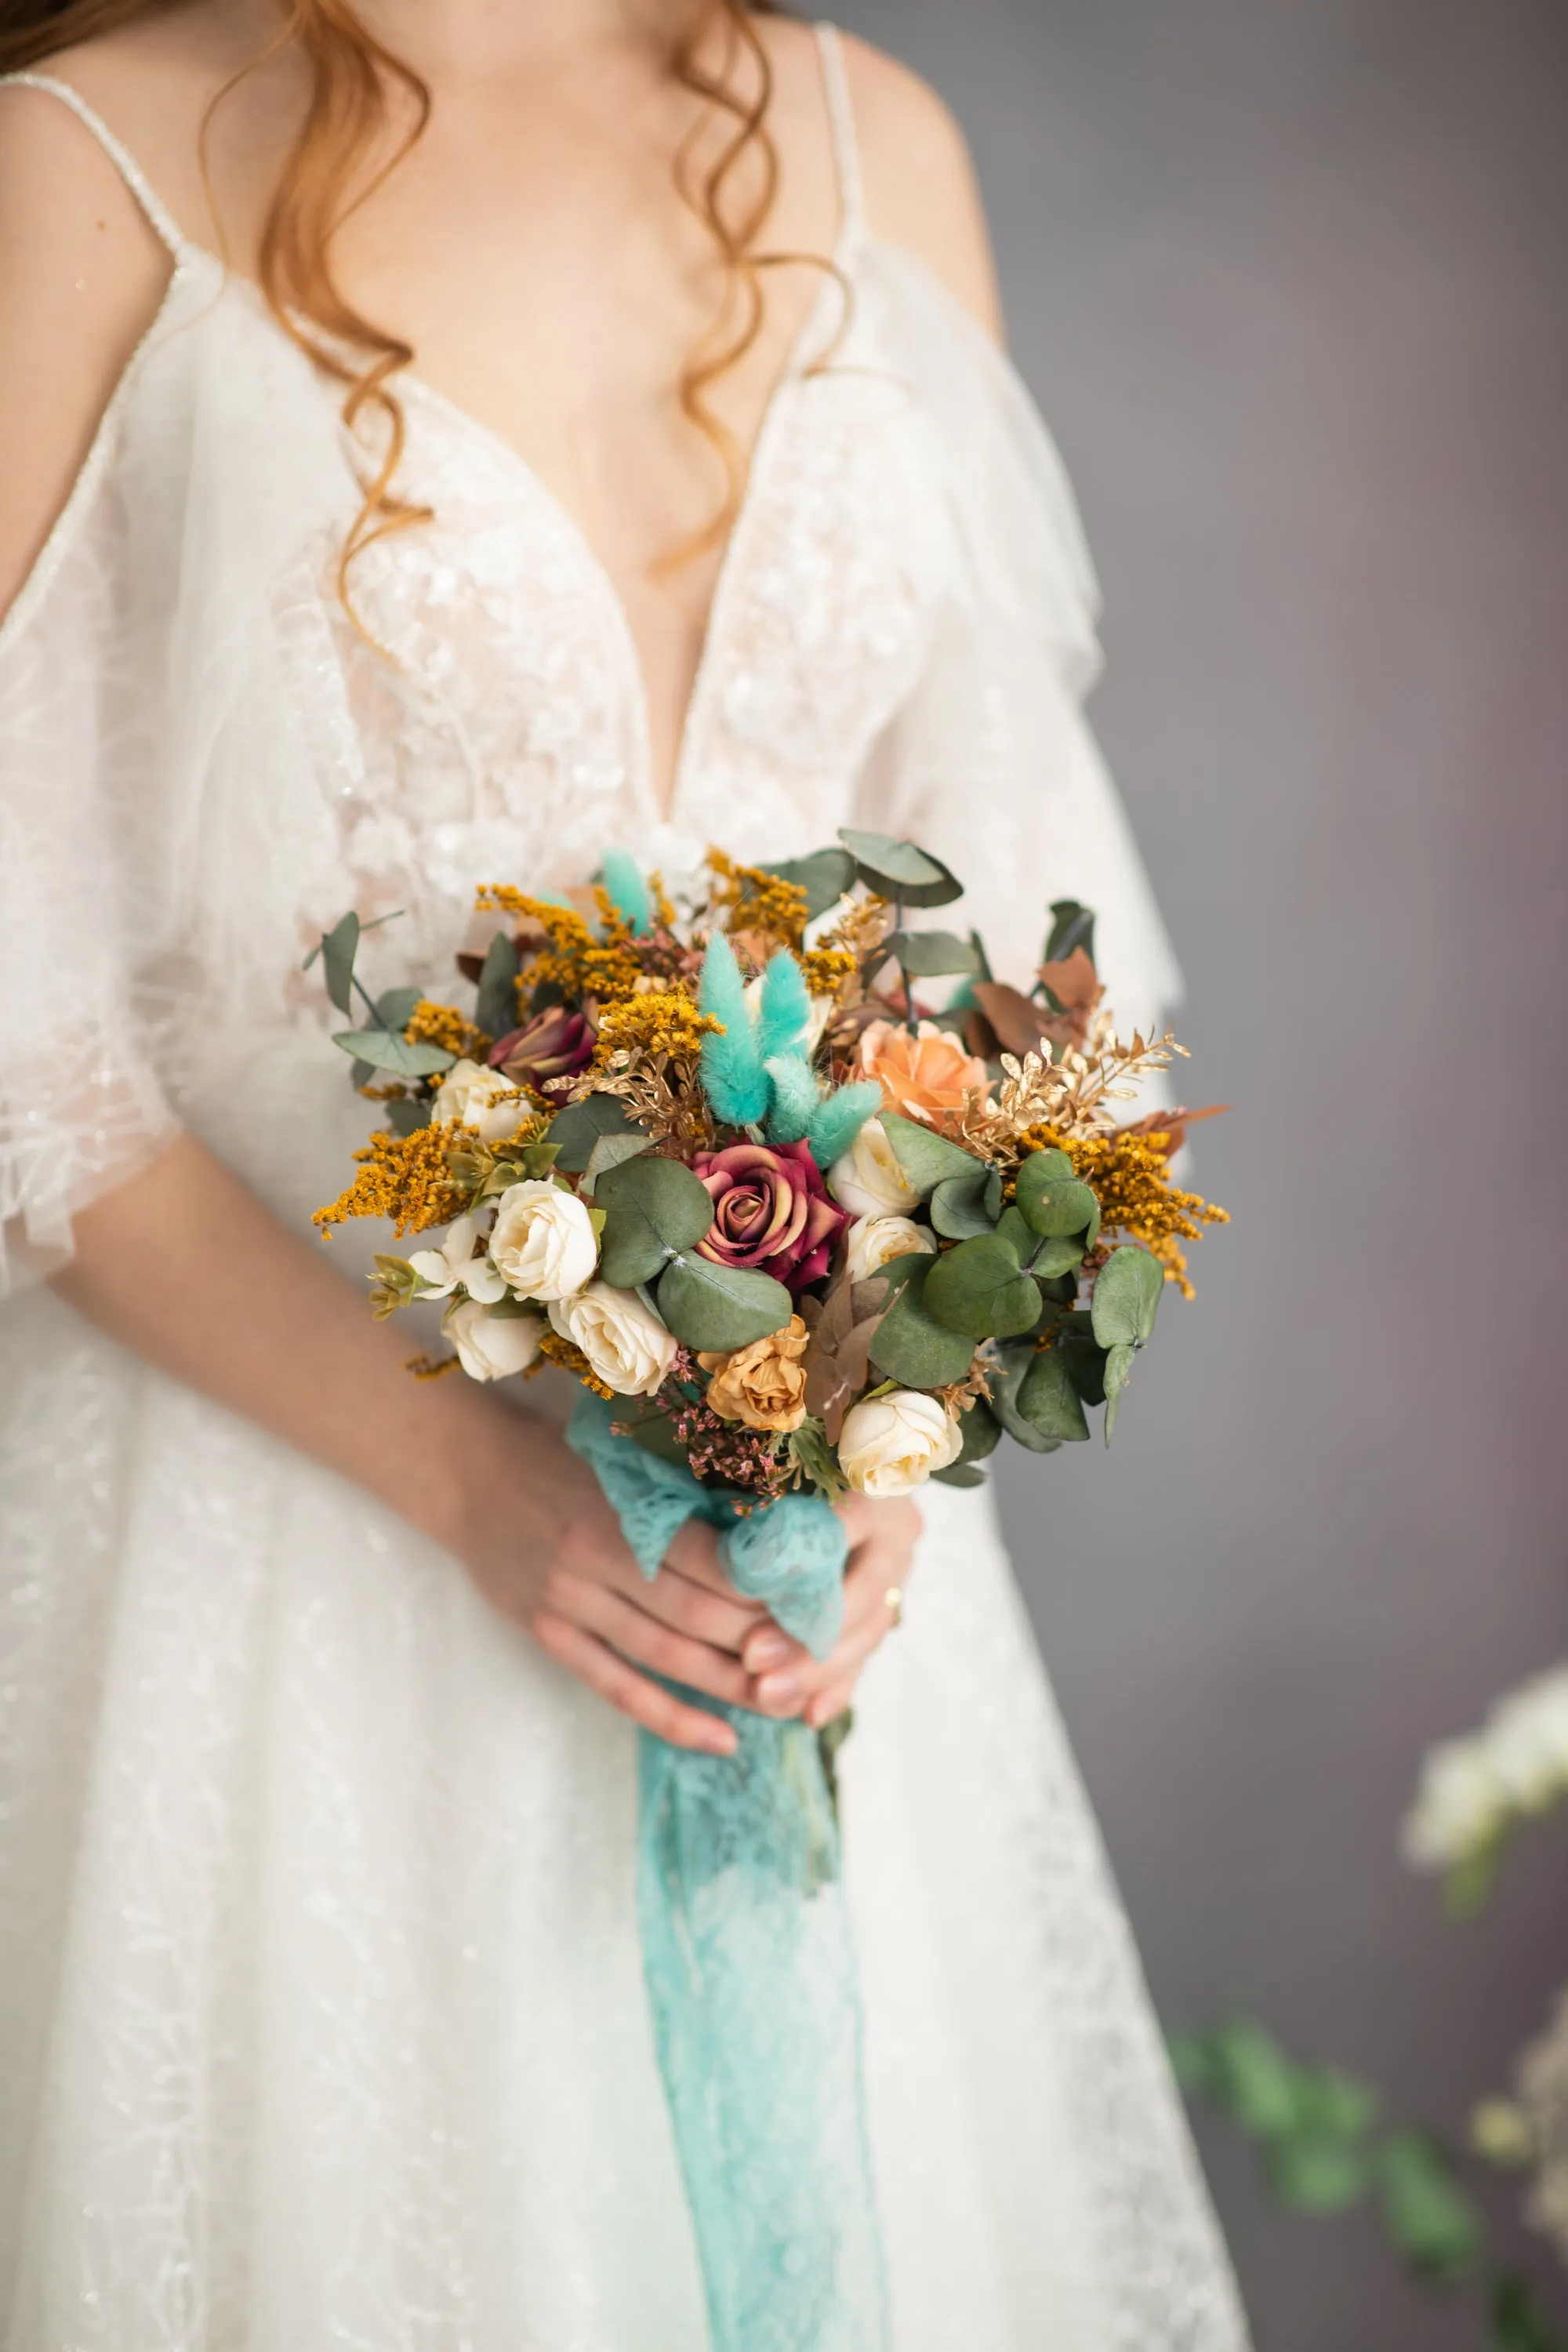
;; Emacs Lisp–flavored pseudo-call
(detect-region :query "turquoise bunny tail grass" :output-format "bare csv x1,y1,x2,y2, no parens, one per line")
807,1080,884,1171
755,947,812,1063
699,934,771,1126
764,1055,821,1145
566,1396,890,2352
600,848,655,935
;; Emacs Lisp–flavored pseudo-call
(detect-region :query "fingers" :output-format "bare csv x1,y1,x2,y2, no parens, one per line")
560,1573,756,1709
752,1543,915,1722
662,1518,748,1597
532,1610,738,1756
608,1554,774,1657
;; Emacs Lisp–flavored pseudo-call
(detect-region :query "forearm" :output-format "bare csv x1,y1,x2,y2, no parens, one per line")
49,1129,525,1544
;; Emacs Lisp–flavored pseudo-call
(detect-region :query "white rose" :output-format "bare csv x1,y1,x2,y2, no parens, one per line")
432,1057,528,1144
844,1214,935,1286
407,1213,506,1303
443,1298,545,1383
488,1178,599,1302
838,1389,962,1497
549,1280,677,1398
828,1116,920,1219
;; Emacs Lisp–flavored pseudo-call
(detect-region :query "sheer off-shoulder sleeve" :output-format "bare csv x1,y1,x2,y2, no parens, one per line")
851,243,1183,1034
0,265,358,1295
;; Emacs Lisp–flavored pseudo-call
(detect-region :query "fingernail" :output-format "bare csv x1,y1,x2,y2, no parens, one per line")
757,1671,803,1711
705,1725,737,1756
746,1631,792,1672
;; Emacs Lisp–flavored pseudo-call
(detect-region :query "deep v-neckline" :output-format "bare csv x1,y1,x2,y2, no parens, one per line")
384,241,854,830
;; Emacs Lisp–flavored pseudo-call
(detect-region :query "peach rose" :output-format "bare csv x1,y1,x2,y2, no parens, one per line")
698,1315,811,1434
857,1018,990,1127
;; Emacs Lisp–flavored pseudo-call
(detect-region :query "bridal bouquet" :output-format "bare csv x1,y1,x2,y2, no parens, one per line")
310,831,1225,2351
314,832,1225,1486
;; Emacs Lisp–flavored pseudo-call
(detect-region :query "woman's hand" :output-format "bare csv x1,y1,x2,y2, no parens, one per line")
448,1411,782,1759
739,1491,923,1730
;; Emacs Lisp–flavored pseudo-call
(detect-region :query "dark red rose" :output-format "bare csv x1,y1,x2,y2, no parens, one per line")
691,1139,848,1294
490,1007,597,1093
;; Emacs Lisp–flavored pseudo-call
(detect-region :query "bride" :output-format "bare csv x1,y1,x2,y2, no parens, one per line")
0,1,1249,2343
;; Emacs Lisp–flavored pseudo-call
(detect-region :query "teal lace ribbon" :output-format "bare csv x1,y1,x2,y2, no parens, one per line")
568,1396,891,2352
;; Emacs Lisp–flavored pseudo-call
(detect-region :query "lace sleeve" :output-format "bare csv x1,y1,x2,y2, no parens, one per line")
850,243,1183,1037
0,408,187,1294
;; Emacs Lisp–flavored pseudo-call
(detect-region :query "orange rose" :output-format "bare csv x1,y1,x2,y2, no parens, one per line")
698,1316,811,1433
857,1018,990,1128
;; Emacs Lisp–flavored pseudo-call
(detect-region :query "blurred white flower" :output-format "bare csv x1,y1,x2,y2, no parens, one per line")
1403,1664,1568,1877
1401,1739,1505,1873
443,1298,544,1382
408,1214,506,1304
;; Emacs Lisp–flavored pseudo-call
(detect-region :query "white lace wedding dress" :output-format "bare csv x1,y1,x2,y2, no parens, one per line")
0,32,1249,2351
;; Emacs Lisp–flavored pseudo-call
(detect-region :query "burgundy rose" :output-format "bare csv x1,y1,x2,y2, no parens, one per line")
692,1139,848,1294
489,1007,597,1094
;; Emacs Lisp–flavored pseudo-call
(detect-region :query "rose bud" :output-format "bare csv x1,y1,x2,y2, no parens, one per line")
489,1005,597,1091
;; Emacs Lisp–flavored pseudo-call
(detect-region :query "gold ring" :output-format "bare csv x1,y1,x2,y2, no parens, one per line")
884,1585,904,1629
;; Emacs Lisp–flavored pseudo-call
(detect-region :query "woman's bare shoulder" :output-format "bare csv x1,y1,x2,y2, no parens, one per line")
836,30,1004,340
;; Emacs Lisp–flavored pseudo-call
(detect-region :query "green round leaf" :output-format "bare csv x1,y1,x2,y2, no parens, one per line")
884,929,983,978
595,1154,713,1288
989,1342,1061,1454
657,1257,793,1352
866,1258,977,1388
929,1168,996,1240
1091,1245,1164,1348
837,828,965,908
332,1027,456,1079
1102,1341,1137,1444
761,846,858,920
546,1092,635,1173
953,1396,1004,1466
923,1235,1042,1341
1016,1348,1091,1443
1016,1158,1101,1243
1027,1233,1091,1281
877,1111,986,1197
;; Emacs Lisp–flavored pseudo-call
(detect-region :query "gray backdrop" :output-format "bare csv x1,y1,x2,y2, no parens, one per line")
834,0,1568,2343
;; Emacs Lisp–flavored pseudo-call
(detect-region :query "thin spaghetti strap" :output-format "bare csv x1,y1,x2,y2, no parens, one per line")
813,24,864,255
0,71,189,260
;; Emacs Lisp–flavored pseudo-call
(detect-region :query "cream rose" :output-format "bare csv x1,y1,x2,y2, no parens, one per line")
488,1178,598,1302
827,1116,920,1220
838,1389,962,1497
697,1316,810,1433
549,1280,677,1397
844,1214,936,1286
443,1298,545,1382
431,1057,530,1143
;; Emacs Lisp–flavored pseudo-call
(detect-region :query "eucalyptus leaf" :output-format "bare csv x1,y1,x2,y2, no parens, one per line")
1375,2133,1484,2280
385,1097,432,1138
1055,1312,1109,1406
866,1258,976,1388
884,929,982,978
350,1058,374,1092
546,1091,635,1173
581,1132,652,1192
375,984,423,1033
1268,2134,1370,2215
1091,1246,1164,1348
1016,1348,1091,1443
1016,1157,1101,1246
1016,1147,1074,1191
930,1167,997,1240
1029,1233,1092,1280
989,1342,1061,1454
931,1463,988,1488
762,846,857,920
320,910,361,1017
595,1152,714,1288
1102,1342,1137,1443
923,1234,1042,1341
656,1257,793,1352
837,828,965,909
1044,899,1096,968
993,1204,1036,1259
332,1028,456,1079
474,928,522,1043
879,1110,986,1197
